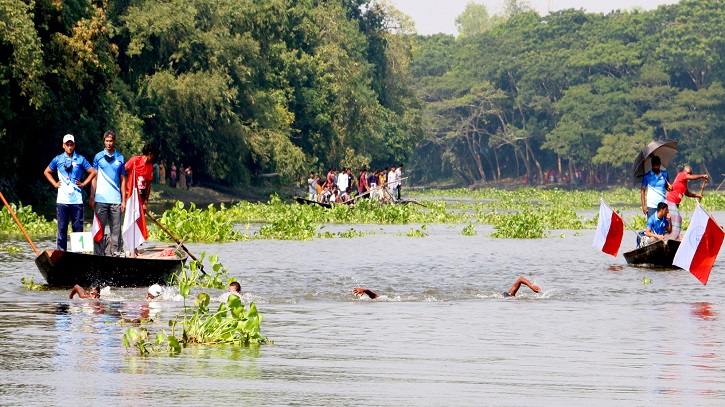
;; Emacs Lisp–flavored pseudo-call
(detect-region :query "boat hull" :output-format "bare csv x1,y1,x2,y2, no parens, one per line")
35,246,187,287
623,239,681,268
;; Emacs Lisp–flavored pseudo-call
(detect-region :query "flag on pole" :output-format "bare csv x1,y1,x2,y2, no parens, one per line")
673,202,724,285
593,199,624,257
92,213,103,243
122,169,147,251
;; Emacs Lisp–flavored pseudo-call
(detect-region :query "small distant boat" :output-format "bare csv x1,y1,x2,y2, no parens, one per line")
35,245,188,287
623,239,681,268
294,196,332,208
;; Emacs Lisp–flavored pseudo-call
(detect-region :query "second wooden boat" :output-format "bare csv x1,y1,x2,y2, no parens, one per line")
623,239,681,268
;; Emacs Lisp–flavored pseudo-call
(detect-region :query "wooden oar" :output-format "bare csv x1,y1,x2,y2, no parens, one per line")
698,177,708,202
0,191,40,256
146,211,206,274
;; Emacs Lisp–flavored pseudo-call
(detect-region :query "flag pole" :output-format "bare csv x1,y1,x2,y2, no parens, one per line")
601,198,638,233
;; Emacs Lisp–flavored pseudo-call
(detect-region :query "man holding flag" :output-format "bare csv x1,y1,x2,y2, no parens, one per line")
90,130,126,256
123,143,156,255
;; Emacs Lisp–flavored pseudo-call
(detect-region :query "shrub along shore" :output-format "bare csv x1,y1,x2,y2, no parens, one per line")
4,187,723,241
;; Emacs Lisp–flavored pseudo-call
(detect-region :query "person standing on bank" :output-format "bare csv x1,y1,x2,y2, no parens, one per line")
125,143,157,212
395,164,403,200
43,134,96,251
640,156,671,218
90,131,126,256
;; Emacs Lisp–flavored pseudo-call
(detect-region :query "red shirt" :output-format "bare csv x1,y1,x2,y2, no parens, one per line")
666,172,687,205
125,155,153,198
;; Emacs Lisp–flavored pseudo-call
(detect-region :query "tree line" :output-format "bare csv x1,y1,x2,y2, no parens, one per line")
408,0,725,186
4,0,724,204
0,0,422,203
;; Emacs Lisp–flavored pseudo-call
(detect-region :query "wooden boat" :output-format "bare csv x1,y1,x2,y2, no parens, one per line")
35,245,188,287
623,239,681,267
295,196,332,208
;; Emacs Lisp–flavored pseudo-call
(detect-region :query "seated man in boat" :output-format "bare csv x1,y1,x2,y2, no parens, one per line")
503,276,541,297
69,284,100,299
643,201,672,246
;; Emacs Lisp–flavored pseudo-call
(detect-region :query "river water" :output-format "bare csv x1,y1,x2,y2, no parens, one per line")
1,215,725,406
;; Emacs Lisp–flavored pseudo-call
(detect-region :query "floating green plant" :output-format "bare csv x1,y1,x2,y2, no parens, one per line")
148,202,245,243
21,276,46,291
0,203,56,237
1,243,22,254
170,252,236,290
459,223,477,236
123,287,269,355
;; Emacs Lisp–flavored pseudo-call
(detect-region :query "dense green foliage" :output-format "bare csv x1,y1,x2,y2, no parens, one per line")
1,0,421,203
0,203,56,237
409,0,725,186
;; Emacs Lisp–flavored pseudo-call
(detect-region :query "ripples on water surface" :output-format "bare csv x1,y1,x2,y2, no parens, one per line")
1,219,725,406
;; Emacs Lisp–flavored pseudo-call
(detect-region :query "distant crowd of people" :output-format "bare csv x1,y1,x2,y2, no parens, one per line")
152,161,192,189
525,167,610,186
308,165,404,204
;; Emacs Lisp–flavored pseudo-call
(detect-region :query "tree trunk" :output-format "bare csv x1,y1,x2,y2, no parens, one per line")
494,148,501,179
516,143,533,184
464,129,486,182
557,154,563,178
524,139,545,185
568,156,576,186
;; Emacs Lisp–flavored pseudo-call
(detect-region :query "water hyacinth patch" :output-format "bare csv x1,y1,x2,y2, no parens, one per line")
170,252,236,290
123,283,269,355
148,202,245,243
460,224,477,236
0,203,56,238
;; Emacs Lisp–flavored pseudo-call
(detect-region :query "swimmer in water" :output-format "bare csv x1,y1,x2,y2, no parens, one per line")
503,276,541,297
228,281,241,294
147,284,163,299
353,287,378,299
69,284,100,299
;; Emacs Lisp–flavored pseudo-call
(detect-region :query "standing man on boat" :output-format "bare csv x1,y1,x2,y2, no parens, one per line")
43,134,96,251
640,156,671,218
125,143,157,212
90,130,126,256
665,165,708,240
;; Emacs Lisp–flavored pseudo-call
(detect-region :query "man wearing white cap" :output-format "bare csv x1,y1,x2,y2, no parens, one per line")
43,134,96,251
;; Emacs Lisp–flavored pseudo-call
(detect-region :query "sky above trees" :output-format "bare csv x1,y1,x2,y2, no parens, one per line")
392,0,680,35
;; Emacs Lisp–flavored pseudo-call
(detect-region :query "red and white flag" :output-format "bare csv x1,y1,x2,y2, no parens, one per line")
92,213,103,243
593,199,624,257
673,203,724,285
122,170,148,251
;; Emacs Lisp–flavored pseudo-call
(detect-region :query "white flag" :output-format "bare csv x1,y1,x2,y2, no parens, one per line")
122,172,147,251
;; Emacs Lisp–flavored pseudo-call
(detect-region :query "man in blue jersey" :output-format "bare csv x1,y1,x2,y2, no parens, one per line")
643,202,672,246
43,134,96,251
90,130,127,256
640,155,671,218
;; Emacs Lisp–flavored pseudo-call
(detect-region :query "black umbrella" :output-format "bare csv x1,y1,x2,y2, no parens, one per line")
632,139,678,185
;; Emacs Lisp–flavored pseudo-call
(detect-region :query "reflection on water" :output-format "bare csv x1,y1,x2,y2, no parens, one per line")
1,226,725,405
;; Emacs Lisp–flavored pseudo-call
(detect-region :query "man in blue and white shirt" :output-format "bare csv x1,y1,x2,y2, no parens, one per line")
90,130,126,256
640,155,671,218
43,134,96,251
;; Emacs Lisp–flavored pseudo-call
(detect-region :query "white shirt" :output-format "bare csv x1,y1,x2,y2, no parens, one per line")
388,170,396,188
337,172,349,191
395,168,402,187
